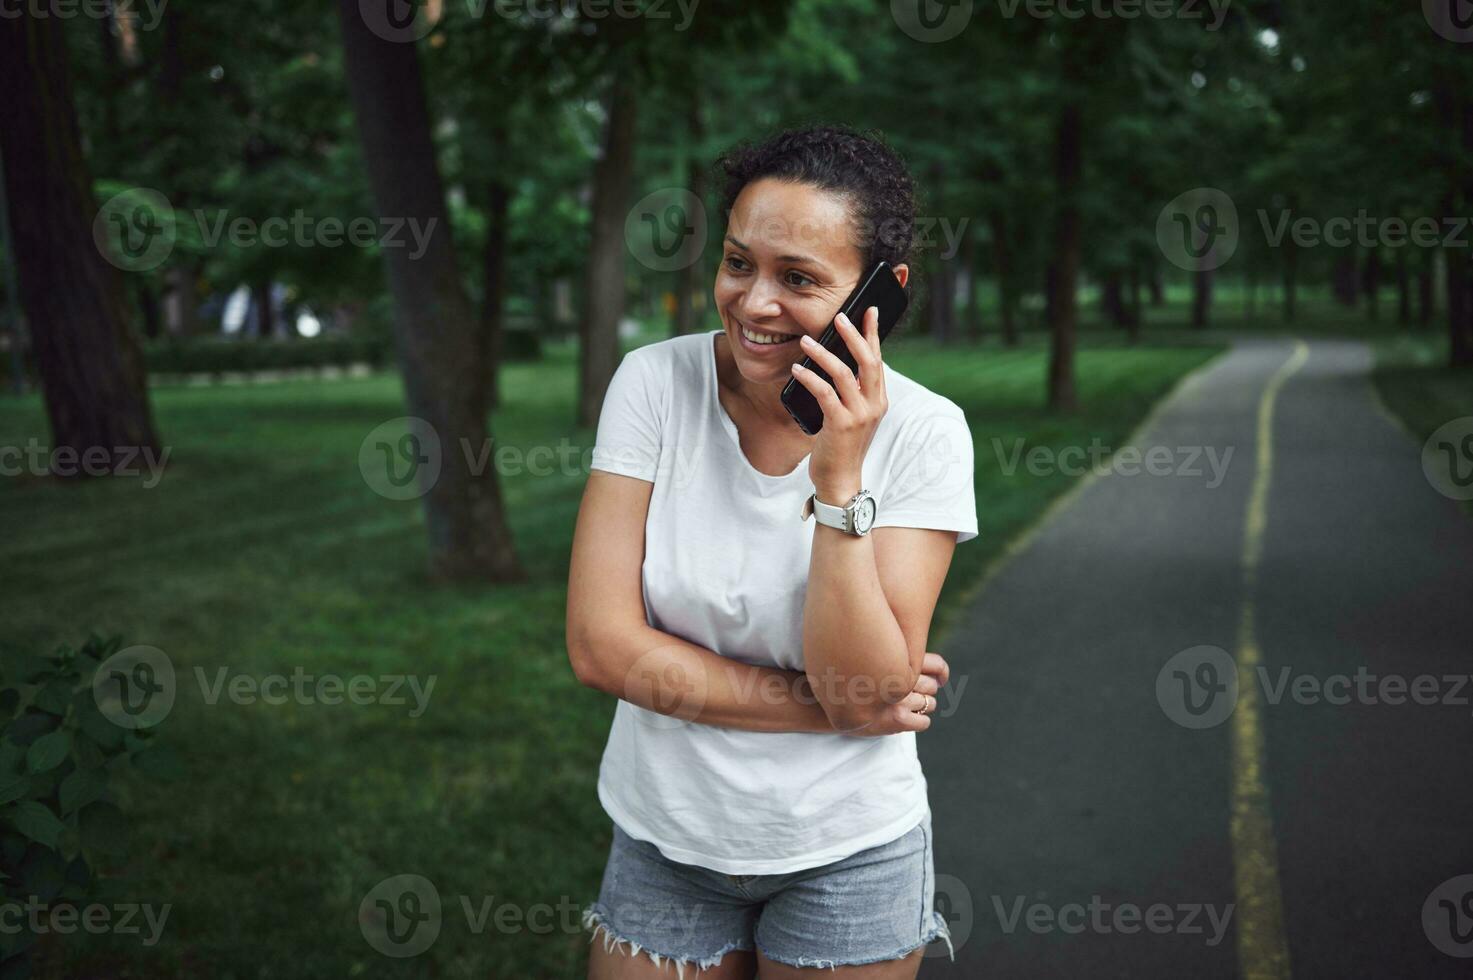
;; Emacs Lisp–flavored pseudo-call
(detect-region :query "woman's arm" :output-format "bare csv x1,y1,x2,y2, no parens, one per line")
787,307,960,731
803,517,956,732
568,461,947,736
567,469,835,734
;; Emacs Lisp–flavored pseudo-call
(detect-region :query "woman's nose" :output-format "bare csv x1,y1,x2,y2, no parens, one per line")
737,277,783,320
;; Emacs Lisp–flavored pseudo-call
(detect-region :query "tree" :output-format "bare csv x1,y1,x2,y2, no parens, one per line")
1047,97,1083,412
336,0,522,582
0,11,159,469
578,67,640,429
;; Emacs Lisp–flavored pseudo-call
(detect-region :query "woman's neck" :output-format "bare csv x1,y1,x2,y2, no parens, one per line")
714,332,801,429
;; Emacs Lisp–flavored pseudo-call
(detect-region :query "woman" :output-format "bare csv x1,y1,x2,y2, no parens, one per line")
566,125,978,979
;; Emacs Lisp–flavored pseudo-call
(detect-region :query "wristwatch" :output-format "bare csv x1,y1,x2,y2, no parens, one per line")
801,489,877,536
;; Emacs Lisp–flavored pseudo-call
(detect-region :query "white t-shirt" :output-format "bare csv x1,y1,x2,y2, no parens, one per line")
588,329,978,874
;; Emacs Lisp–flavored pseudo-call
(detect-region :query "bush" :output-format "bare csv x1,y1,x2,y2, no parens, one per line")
0,635,177,976
501,327,542,362
143,329,541,376
143,336,391,375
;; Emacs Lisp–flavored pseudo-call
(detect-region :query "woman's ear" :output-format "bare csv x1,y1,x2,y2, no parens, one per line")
892,263,910,289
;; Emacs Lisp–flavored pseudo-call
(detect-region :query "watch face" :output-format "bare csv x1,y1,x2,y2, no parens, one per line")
854,496,876,533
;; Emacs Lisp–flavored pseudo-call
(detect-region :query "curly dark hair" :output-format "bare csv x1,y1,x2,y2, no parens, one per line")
715,124,917,271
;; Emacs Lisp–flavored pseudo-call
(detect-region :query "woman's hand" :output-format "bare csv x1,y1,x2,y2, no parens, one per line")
790,305,889,503
838,652,951,737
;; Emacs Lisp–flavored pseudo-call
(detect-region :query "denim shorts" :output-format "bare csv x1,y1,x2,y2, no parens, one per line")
581,810,954,976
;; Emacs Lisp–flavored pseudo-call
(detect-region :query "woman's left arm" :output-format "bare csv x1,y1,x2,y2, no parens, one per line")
788,307,958,733
804,523,956,732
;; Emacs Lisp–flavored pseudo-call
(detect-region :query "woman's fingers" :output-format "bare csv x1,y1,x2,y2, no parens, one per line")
920,651,950,688
796,327,863,407
788,359,845,420
849,691,939,737
900,690,935,715
912,672,939,697
833,308,882,394
888,698,931,732
853,305,885,394
864,302,883,360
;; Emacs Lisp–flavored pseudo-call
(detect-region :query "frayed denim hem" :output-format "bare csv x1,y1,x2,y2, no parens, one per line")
582,904,751,980
753,909,956,970
920,909,957,962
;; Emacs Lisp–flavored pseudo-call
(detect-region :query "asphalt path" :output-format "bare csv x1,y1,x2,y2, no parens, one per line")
919,338,1473,979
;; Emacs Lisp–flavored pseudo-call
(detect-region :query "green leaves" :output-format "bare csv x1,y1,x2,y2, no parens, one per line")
58,769,107,816
0,774,28,808
31,679,73,717
0,634,166,976
24,732,69,775
9,802,64,849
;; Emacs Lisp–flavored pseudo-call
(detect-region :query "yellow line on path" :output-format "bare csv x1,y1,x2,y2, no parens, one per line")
1232,341,1308,980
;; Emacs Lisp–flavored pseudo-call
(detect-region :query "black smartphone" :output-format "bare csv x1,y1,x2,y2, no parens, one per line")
780,260,909,435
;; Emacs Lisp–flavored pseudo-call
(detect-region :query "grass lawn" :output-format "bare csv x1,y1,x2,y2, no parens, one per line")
1373,333,1473,443
0,334,1219,978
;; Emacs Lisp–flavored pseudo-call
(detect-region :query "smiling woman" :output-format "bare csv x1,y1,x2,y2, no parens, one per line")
565,125,977,980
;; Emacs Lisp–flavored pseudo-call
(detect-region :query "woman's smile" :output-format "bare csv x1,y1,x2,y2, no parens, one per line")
732,318,804,354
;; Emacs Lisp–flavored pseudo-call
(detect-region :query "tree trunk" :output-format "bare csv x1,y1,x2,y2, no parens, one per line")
1332,254,1358,306
926,253,956,344
961,230,980,340
481,170,510,411
988,209,1018,346
1418,259,1435,328
0,175,27,394
253,280,275,338
1283,238,1298,323
1362,249,1381,322
0,11,159,469
336,0,522,582
137,280,161,340
1043,262,1056,330
1395,249,1410,326
1148,267,1164,306
1127,266,1142,344
157,2,195,345
163,264,198,337
577,72,638,429
1447,249,1472,367
925,162,955,345
96,0,122,157
1101,272,1126,328
673,84,704,338
1192,267,1213,329
1446,190,1473,368
1047,101,1081,412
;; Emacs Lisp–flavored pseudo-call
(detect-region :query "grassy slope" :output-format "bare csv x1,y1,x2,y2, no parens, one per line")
0,335,1219,978
1372,335,1473,437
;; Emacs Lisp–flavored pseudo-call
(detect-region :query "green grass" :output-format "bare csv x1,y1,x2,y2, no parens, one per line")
0,336,1218,978
1372,333,1473,513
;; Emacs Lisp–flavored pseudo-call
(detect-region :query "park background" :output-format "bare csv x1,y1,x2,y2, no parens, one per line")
0,0,1471,976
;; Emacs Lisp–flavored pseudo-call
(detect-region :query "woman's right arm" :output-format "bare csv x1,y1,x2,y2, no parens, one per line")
566,471,937,735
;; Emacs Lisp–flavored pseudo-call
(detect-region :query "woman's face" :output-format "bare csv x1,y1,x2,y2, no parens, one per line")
714,178,903,388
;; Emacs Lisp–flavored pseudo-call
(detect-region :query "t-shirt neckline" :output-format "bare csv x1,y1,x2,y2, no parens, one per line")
706,329,812,482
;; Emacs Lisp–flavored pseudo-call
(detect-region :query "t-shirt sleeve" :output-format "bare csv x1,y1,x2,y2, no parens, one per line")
874,402,978,544
589,348,665,483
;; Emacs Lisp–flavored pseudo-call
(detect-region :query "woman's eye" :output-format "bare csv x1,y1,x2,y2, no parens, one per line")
785,271,814,287
724,255,748,272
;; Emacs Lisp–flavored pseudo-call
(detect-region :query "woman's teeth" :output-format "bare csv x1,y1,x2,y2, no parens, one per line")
740,324,799,346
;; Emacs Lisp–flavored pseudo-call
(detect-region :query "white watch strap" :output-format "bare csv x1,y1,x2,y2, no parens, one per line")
802,492,867,534
809,494,849,531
